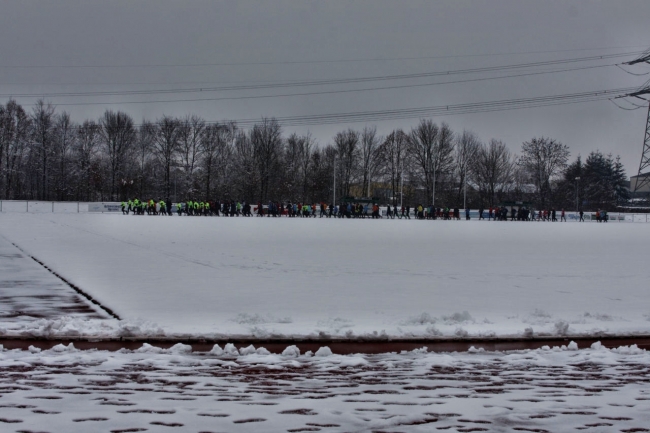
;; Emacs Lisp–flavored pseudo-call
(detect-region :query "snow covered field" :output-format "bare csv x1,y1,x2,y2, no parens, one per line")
1,342,649,432
0,212,648,341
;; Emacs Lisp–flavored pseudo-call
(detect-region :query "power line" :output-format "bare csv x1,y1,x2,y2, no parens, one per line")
610,99,644,111
18,64,615,107
0,46,645,69
229,87,633,127
19,86,634,130
1,51,634,99
615,64,650,76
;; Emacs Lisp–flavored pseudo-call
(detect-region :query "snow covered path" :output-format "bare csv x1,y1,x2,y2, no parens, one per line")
0,213,649,340
1,343,649,433
0,235,108,323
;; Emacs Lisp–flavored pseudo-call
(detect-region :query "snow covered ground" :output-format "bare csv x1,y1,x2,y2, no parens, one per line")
1,342,649,432
1,212,649,432
0,212,649,340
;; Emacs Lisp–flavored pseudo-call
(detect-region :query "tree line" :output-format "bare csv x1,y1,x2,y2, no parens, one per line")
0,99,629,210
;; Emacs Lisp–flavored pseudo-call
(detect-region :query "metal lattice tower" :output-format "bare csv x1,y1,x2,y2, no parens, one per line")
633,103,650,193
624,50,650,194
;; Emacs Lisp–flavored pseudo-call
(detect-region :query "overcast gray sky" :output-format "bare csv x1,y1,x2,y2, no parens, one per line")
1,0,650,175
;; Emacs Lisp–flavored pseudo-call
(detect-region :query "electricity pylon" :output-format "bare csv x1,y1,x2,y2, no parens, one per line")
632,103,650,193
624,52,650,193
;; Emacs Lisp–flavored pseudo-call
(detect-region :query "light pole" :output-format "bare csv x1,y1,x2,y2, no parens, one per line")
400,163,404,208
431,146,438,207
463,161,467,211
332,156,337,206
575,177,580,213
432,169,436,207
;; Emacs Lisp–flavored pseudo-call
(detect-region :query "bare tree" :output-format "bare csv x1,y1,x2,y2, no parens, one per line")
0,98,603,209
407,119,438,205
377,129,408,206
30,100,57,200
177,115,205,197
251,118,283,201
283,133,304,200
0,100,30,199
433,122,456,205
333,128,360,198
298,134,314,202
359,126,381,197
99,110,136,200
471,139,515,207
52,112,75,200
232,129,258,202
201,122,234,200
307,147,332,202
152,116,180,200
74,120,100,201
134,121,155,199
322,144,338,204
519,137,570,208
454,130,481,206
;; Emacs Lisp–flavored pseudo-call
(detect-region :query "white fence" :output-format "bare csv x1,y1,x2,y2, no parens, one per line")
1,200,649,222
0,200,88,213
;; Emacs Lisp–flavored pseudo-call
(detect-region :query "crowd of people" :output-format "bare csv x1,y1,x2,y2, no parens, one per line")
120,198,608,222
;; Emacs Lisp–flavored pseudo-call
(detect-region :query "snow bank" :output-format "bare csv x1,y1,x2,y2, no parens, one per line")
0,317,164,339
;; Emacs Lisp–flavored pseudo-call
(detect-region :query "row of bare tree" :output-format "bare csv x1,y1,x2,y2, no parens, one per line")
0,99,625,208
